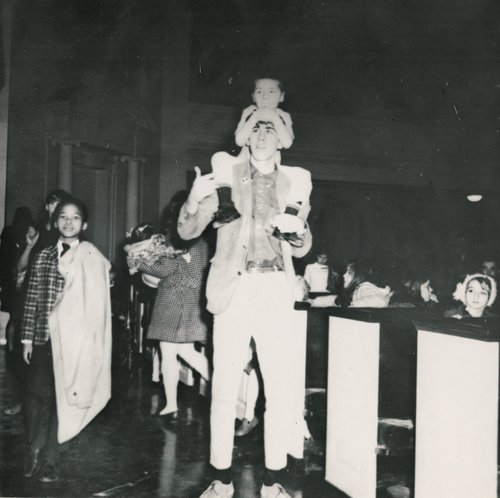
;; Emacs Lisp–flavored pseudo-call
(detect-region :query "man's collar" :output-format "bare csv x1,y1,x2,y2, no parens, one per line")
250,161,278,179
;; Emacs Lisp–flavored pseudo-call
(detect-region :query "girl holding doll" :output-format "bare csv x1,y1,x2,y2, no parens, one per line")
125,191,210,420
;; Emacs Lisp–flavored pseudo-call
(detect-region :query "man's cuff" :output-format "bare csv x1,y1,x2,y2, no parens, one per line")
21,339,33,345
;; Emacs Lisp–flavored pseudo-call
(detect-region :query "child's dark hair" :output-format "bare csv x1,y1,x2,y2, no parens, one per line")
45,189,70,206
252,77,284,93
53,197,89,224
337,260,374,308
160,190,194,250
467,276,493,295
128,223,155,242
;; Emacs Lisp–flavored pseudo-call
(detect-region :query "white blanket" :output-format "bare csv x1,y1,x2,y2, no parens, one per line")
49,241,112,443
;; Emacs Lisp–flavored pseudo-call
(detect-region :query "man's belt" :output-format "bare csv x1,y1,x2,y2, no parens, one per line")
245,262,284,274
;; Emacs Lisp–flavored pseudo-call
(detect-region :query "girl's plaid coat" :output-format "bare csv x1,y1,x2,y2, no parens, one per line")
136,237,210,343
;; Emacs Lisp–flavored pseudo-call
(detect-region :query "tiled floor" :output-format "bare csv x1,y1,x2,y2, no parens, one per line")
0,329,350,498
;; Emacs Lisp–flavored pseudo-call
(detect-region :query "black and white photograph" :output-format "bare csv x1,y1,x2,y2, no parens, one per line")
0,1,499,497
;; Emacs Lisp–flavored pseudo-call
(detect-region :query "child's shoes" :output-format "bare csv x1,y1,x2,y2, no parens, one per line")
272,227,305,247
213,186,241,229
270,210,306,247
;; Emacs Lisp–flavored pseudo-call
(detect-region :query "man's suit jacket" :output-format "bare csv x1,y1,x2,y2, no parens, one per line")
21,245,65,345
178,161,313,315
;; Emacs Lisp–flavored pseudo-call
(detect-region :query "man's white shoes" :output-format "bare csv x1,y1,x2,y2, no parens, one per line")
199,479,291,498
260,483,292,498
200,480,234,498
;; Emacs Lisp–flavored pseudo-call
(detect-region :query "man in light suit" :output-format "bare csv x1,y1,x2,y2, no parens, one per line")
178,119,312,498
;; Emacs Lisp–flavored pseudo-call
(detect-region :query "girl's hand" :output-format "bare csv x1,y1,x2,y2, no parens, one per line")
23,343,33,365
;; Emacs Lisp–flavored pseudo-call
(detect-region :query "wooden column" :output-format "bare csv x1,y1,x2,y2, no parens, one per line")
58,142,72,192
0,0,13,228
125,156,140,232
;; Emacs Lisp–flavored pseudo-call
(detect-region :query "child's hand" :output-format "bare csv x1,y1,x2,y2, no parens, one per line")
429,293,439,303
26,226,39,248
275,108,290,118
23,343,33,365
255,107,279,123
276,108,293,125
241,105,257,120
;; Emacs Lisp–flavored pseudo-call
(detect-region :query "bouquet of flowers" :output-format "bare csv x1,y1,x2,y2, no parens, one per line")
124,223,184,275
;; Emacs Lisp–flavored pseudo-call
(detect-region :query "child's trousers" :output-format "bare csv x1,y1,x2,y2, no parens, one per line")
24,342,60,463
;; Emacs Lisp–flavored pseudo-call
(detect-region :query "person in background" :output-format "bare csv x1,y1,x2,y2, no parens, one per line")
0,207,35,317
444,273,497,319
0,208,36,416
481,258,497,279
234,344,260,437
35,190,71,250
390,274,439,308
303,253,329,294
480,257,499,312
337,260,392,308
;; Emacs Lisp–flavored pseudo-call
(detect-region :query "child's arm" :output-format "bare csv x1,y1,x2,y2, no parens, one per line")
20,253,42,356
135,255,180,279
276,108,294,141
177,239,208,288
16,228,40,274
234,105,258,147
257,108,294,149
351,286,391,308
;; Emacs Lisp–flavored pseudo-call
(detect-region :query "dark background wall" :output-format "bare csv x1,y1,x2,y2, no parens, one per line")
4,0,500,274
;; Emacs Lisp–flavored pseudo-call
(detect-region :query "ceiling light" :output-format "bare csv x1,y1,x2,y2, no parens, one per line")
467,194,483,202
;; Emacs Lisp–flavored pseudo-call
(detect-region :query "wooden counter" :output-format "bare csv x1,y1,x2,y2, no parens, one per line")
323,307,427,498
414,317,500,498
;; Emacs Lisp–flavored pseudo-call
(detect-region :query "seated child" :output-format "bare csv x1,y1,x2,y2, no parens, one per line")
444,273,497,319
338,260,392,308
308,260,393,308
390,275,439,308
211,77,312,245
